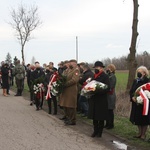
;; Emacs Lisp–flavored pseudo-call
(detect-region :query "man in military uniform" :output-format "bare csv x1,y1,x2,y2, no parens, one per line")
13,60,25,96
60,59,80,125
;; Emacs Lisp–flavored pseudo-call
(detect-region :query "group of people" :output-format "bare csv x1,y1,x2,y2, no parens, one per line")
2,58,150,140
21,59,117,137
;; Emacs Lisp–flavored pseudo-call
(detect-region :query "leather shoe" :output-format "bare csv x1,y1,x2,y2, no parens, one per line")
133,135,141,138
106,126,114,129
14,93,20,96
91,132,98,137
65,121,76,125
59,116,67,120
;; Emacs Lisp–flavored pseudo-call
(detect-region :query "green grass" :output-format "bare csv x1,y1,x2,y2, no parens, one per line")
115,71,129,92
111,115,150,149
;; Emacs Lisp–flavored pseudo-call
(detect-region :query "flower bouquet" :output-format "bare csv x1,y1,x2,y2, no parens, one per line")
51,74,67,96
81,80,108,98
33,83,45,99
134,83,150,115
32,76,45,99
46,72,67,99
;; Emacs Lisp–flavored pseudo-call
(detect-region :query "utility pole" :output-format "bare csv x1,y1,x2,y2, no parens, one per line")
76,36,78,62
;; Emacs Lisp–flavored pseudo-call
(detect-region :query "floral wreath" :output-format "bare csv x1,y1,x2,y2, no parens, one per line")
134,83,150,115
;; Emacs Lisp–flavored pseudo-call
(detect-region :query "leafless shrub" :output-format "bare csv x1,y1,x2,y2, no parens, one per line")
115,91,131,117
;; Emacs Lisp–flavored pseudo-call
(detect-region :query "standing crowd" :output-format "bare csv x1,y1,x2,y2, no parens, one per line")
1,59,150,141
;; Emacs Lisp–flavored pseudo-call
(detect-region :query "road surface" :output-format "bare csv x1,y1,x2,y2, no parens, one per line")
0,90,133,150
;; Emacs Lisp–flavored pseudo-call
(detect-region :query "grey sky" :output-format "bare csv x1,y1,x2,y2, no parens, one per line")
0,0,149,66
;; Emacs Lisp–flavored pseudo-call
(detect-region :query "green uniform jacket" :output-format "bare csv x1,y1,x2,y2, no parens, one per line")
13,64,25,80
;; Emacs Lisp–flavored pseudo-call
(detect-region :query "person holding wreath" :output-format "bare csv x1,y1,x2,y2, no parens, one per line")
129,66,150,140
88,61,110,138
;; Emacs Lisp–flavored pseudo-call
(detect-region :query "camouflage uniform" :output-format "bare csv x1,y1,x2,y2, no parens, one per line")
13,62,25,96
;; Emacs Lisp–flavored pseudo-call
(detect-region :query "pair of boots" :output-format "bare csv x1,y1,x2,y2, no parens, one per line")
3,89,8,96
15,89,22,96
91,120,104,138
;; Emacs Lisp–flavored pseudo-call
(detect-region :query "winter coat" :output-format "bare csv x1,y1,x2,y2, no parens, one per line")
88,71,110,120
107,73,116,109
13,64,25,80
59,67,80,108
1,66,9,89
32,68,45,81
129,76,150,125
79,69,94,86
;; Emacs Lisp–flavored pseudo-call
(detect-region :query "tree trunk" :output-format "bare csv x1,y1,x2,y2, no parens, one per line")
21,45,25,64
126,0,139,91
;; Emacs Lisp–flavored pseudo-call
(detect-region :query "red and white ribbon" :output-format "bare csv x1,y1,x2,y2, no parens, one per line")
46,74,56,100
139,88,149,115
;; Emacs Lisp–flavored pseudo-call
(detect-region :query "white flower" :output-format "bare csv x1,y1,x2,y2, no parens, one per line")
81,80,108,97
51,82,59,96
136,96,143,104
86,78,92,83
52,81,57,86
144,90,150,99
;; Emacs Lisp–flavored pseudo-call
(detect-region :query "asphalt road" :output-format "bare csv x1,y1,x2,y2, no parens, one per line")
0,90,133,150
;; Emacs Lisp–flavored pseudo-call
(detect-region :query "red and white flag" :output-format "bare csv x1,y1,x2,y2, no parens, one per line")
139,88,149,115
46,74,56,100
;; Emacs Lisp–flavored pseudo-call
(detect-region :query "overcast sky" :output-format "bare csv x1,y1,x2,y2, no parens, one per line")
0,0,149,67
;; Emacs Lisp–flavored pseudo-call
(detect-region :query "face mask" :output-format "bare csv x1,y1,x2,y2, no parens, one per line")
137,72,142,78
106,70,111,74
69,65,73,69
46,69,50,73
63,66,67,70
80,68,83,73
94,69,99,74
36,68,40,70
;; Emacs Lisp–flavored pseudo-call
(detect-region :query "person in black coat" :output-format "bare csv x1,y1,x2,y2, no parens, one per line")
1,63,9,96
129,66,149,140
88,61,110,138
32,62,45,110
78,62,94,117
44,66,57,115
28,65,35,106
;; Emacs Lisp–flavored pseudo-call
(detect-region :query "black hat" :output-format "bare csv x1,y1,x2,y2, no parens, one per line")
93,61,105,68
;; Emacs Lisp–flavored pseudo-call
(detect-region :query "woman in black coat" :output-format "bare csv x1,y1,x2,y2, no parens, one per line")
1,63,9,96
88,61,110,138
129,66,149,140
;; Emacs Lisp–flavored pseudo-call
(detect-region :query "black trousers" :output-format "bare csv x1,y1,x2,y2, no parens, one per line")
47,95,57,114
35,94,44,109
93,120,104,136
105,109,114,127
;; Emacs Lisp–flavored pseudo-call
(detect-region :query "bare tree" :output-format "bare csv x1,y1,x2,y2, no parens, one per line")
126,0,139,90
9,4,42,64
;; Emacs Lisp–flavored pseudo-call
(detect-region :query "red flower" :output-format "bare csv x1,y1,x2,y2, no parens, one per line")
146,83,150,91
